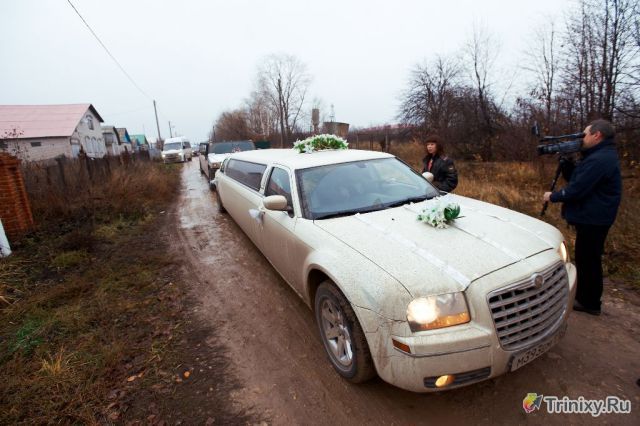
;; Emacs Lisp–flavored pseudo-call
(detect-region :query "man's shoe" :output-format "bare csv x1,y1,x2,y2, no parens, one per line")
573,300,601,316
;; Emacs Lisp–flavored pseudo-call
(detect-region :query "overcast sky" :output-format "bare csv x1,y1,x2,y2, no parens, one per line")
1,0,571,141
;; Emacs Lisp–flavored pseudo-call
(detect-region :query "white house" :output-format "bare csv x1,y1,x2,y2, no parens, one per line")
101,125,124,156
0,104,107,162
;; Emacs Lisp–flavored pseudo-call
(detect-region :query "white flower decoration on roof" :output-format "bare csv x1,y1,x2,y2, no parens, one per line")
293,134,348,153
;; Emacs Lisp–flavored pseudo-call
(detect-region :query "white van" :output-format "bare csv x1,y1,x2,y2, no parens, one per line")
161,137,193,163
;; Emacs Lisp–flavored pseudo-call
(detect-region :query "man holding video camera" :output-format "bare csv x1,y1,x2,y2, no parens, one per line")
543,119,622,316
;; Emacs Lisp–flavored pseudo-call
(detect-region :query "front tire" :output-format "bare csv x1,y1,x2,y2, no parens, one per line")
208,168,215,191
215,188,226,213
314,281,376,383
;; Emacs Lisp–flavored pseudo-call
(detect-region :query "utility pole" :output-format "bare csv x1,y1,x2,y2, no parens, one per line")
168,121,173,138
153,100,161,140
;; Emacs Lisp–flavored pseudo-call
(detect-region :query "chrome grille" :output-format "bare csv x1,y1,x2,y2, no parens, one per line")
488,262,569,351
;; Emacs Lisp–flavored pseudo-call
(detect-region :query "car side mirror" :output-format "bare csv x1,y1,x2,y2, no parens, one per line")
422,172,434,183
263,195,288,211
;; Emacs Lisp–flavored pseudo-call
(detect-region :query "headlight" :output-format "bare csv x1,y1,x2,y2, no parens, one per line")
558,241,569,263
406,292,470,332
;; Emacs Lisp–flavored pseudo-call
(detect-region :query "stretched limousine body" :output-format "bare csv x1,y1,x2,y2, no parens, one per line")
213,148,576,392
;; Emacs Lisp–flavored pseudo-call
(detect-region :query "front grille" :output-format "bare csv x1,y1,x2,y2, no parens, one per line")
424,367,491,389
488,262,569,351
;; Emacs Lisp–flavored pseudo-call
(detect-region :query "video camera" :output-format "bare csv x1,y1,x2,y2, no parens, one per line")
530,123,584,216
536,132,584,156
531,123,585,156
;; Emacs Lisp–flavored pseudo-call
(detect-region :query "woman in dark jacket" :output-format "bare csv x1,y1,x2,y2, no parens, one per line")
421,135,458,192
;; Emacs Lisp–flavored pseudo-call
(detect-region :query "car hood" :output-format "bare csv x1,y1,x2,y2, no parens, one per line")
208,153,230,163
162,149,182,154
313,194,561,297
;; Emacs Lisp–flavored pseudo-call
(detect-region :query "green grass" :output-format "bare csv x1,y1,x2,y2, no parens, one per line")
0,161,183,423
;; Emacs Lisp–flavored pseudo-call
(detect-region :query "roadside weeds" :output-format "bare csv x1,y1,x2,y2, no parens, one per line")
0,162,255,424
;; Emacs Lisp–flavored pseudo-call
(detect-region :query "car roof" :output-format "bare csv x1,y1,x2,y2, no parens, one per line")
165,136,189,143
228,148,394,170
213,140,253,144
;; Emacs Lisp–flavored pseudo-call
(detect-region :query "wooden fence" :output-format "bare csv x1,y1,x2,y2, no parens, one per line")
21,151,152,199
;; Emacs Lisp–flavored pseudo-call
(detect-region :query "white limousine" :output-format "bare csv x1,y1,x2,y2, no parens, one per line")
213,148,576,392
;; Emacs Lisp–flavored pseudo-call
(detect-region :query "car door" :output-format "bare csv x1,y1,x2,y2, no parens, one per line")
260,166,306,295
199,143,209,174
219,159,267,245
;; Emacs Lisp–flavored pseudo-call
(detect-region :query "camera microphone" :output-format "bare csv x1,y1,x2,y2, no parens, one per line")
542,132,585,141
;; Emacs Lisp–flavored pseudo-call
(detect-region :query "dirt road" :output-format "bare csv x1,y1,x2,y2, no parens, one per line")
173,161,639,425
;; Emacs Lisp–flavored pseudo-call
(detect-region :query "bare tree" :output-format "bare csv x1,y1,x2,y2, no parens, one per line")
398,55,462,139
561,0,638,123
524,19,560,131
256,54,312,147
245,90,278,141
212,109,252,141
462,23,504,160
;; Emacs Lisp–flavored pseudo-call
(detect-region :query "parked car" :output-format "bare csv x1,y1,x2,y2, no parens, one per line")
214,148,577,392
161,137,192,163
199,140,255,188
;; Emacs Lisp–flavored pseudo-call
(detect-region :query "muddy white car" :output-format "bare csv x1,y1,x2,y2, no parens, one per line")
161,137,192,163
199,140,255,188
213,148,576,392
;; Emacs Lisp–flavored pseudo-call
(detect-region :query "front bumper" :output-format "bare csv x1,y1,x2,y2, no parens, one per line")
354,259,577,393
163,155,183,163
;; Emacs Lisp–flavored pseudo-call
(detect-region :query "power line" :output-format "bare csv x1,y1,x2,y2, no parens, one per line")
66,0,152,101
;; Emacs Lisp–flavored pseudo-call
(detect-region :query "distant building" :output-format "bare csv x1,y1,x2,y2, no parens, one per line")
101,125,124,156
0,103,106,162
116,128,134,153
129,134,149,151
322,121,350,138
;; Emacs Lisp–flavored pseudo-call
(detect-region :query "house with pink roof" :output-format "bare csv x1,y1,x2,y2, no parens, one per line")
0,104,107,162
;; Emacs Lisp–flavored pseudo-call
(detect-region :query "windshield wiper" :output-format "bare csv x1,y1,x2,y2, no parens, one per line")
385,195,431,208
314,206,383,220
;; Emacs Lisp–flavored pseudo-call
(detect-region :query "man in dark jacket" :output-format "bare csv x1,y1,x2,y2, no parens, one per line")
421,135,458,192
543,119,622,315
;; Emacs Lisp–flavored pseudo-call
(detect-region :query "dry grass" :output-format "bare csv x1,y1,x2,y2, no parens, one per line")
0,161,183,423
388,143,640,287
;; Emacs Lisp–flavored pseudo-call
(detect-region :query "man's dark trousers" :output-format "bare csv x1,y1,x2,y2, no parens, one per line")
574,223,611,310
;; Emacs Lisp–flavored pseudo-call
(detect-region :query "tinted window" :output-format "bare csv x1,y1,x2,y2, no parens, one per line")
226,159,267,191
265,167,293,210
212,141,255,154
184,142,191,148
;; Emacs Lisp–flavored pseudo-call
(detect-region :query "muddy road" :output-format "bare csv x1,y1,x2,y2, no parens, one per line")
172,161,639,425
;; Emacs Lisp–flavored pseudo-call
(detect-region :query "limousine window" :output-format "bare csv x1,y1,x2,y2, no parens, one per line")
265,167,293,215
225,159,267,191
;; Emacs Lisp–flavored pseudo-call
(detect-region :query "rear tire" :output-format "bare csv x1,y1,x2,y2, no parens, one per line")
314,281,376,383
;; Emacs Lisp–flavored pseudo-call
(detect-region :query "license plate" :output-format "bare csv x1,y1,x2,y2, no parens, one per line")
509,323,567,372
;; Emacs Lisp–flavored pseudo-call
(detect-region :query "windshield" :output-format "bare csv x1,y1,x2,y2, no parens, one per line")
297,158,439,220
163,142,182,151
212,141,255,154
